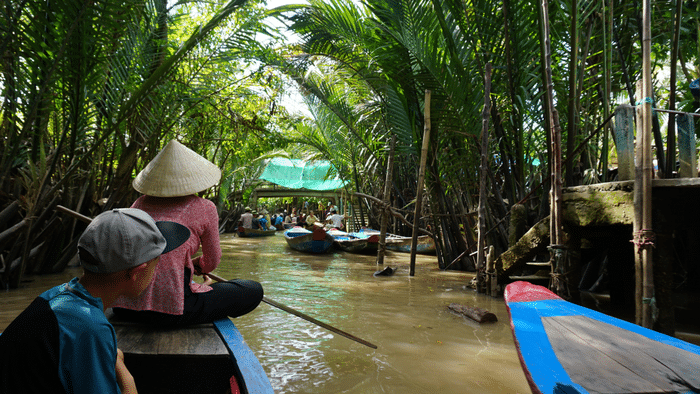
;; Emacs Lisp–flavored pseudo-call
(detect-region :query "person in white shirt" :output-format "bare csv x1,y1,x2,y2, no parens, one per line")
326,210,347,230
239,207,254,229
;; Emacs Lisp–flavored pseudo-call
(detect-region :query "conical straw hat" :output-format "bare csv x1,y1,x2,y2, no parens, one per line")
133,140,222,197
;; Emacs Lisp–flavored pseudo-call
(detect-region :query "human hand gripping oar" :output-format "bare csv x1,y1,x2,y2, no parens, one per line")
204,272,378,349
56,205,377,349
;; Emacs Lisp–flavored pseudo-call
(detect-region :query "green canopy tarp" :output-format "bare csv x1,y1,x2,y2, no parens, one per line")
259,158,348,191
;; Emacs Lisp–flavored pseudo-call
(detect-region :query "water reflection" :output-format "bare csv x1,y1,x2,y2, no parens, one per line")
216,234,530,394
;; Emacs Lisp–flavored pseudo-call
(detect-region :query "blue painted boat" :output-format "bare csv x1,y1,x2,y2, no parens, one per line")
385,234,436,254
112,316,274,394
329,229,379,254
283,226,334,253
505,281,700,394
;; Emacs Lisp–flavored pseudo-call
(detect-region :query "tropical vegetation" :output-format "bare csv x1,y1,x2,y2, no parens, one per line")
0,0,697,287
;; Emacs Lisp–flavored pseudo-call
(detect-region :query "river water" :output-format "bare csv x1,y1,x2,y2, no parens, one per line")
1,233,531,394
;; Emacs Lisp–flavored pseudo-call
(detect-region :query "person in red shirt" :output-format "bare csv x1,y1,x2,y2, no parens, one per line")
112,140,263,326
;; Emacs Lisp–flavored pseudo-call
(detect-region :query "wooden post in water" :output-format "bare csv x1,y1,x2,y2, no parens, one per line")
476,63,492,292
633,0,654,328
376,135,396,266
410,90,431,277
541,0,565,296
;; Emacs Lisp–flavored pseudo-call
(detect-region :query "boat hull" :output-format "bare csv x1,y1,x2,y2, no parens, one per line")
112,317,273,394
330,230,379,254
385,234,436,254
237,226,277,237
505,281,700,394
284,227,334,253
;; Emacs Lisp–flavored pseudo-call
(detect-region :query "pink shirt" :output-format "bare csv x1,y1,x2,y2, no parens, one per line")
112,195,221,315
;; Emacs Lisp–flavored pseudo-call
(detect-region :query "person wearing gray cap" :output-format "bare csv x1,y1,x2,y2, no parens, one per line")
0,208,190,394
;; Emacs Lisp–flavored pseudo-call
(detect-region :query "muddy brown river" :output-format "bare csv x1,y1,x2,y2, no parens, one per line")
1,233,531,393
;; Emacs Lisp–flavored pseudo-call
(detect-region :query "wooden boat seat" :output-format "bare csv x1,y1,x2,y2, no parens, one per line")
107,309,229,357
106,310,239,394
112,322,230,358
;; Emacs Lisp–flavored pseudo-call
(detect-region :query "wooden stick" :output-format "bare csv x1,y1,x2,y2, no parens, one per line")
55,205,378,349
640,0,654,330
56,205,93,224
477,64,492,292
206,273,378,349
410,90,431,277
376,135,395,267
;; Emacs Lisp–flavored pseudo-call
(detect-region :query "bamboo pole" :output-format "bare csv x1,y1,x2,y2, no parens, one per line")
376,135,396,266
477,63,492,292
601,0,612,182
541,0,565,296
565,0,578,186
666,0,682,178
632,0,654,329
410,90,431,277
206,274,376,349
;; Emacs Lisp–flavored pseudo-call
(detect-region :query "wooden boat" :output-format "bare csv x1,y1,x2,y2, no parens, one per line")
329,229,379,254
237,226,277,237
385,234,436,254
111,315,273,394
504,281,700,394
283,226,334,253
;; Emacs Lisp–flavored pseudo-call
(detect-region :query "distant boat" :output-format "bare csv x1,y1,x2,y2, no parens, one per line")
283,226,334,253
385,234,436,254
112,315,274,394
237,226,277,237
329,229,380,254
505,281,700,394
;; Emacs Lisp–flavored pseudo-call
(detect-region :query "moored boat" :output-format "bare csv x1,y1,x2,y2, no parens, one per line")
237,226,277,237
329,229,380,254
283,226,334,253
505,281,700,394
385,234,436,254
111,314,274,394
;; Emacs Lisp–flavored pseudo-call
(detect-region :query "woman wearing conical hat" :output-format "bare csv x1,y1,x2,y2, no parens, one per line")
112,140,263,326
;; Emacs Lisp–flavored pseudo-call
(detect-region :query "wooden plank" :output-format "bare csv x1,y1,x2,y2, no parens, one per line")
113,323,229,357
506,282,700,394
544,314,700,393
652,178,700,188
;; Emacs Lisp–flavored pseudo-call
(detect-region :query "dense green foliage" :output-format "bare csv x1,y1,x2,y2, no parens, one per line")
279,0,700,269
1,0,699,283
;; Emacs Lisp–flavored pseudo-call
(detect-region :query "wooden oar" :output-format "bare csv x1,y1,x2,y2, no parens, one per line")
56,205,378,349
205,273,377,349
